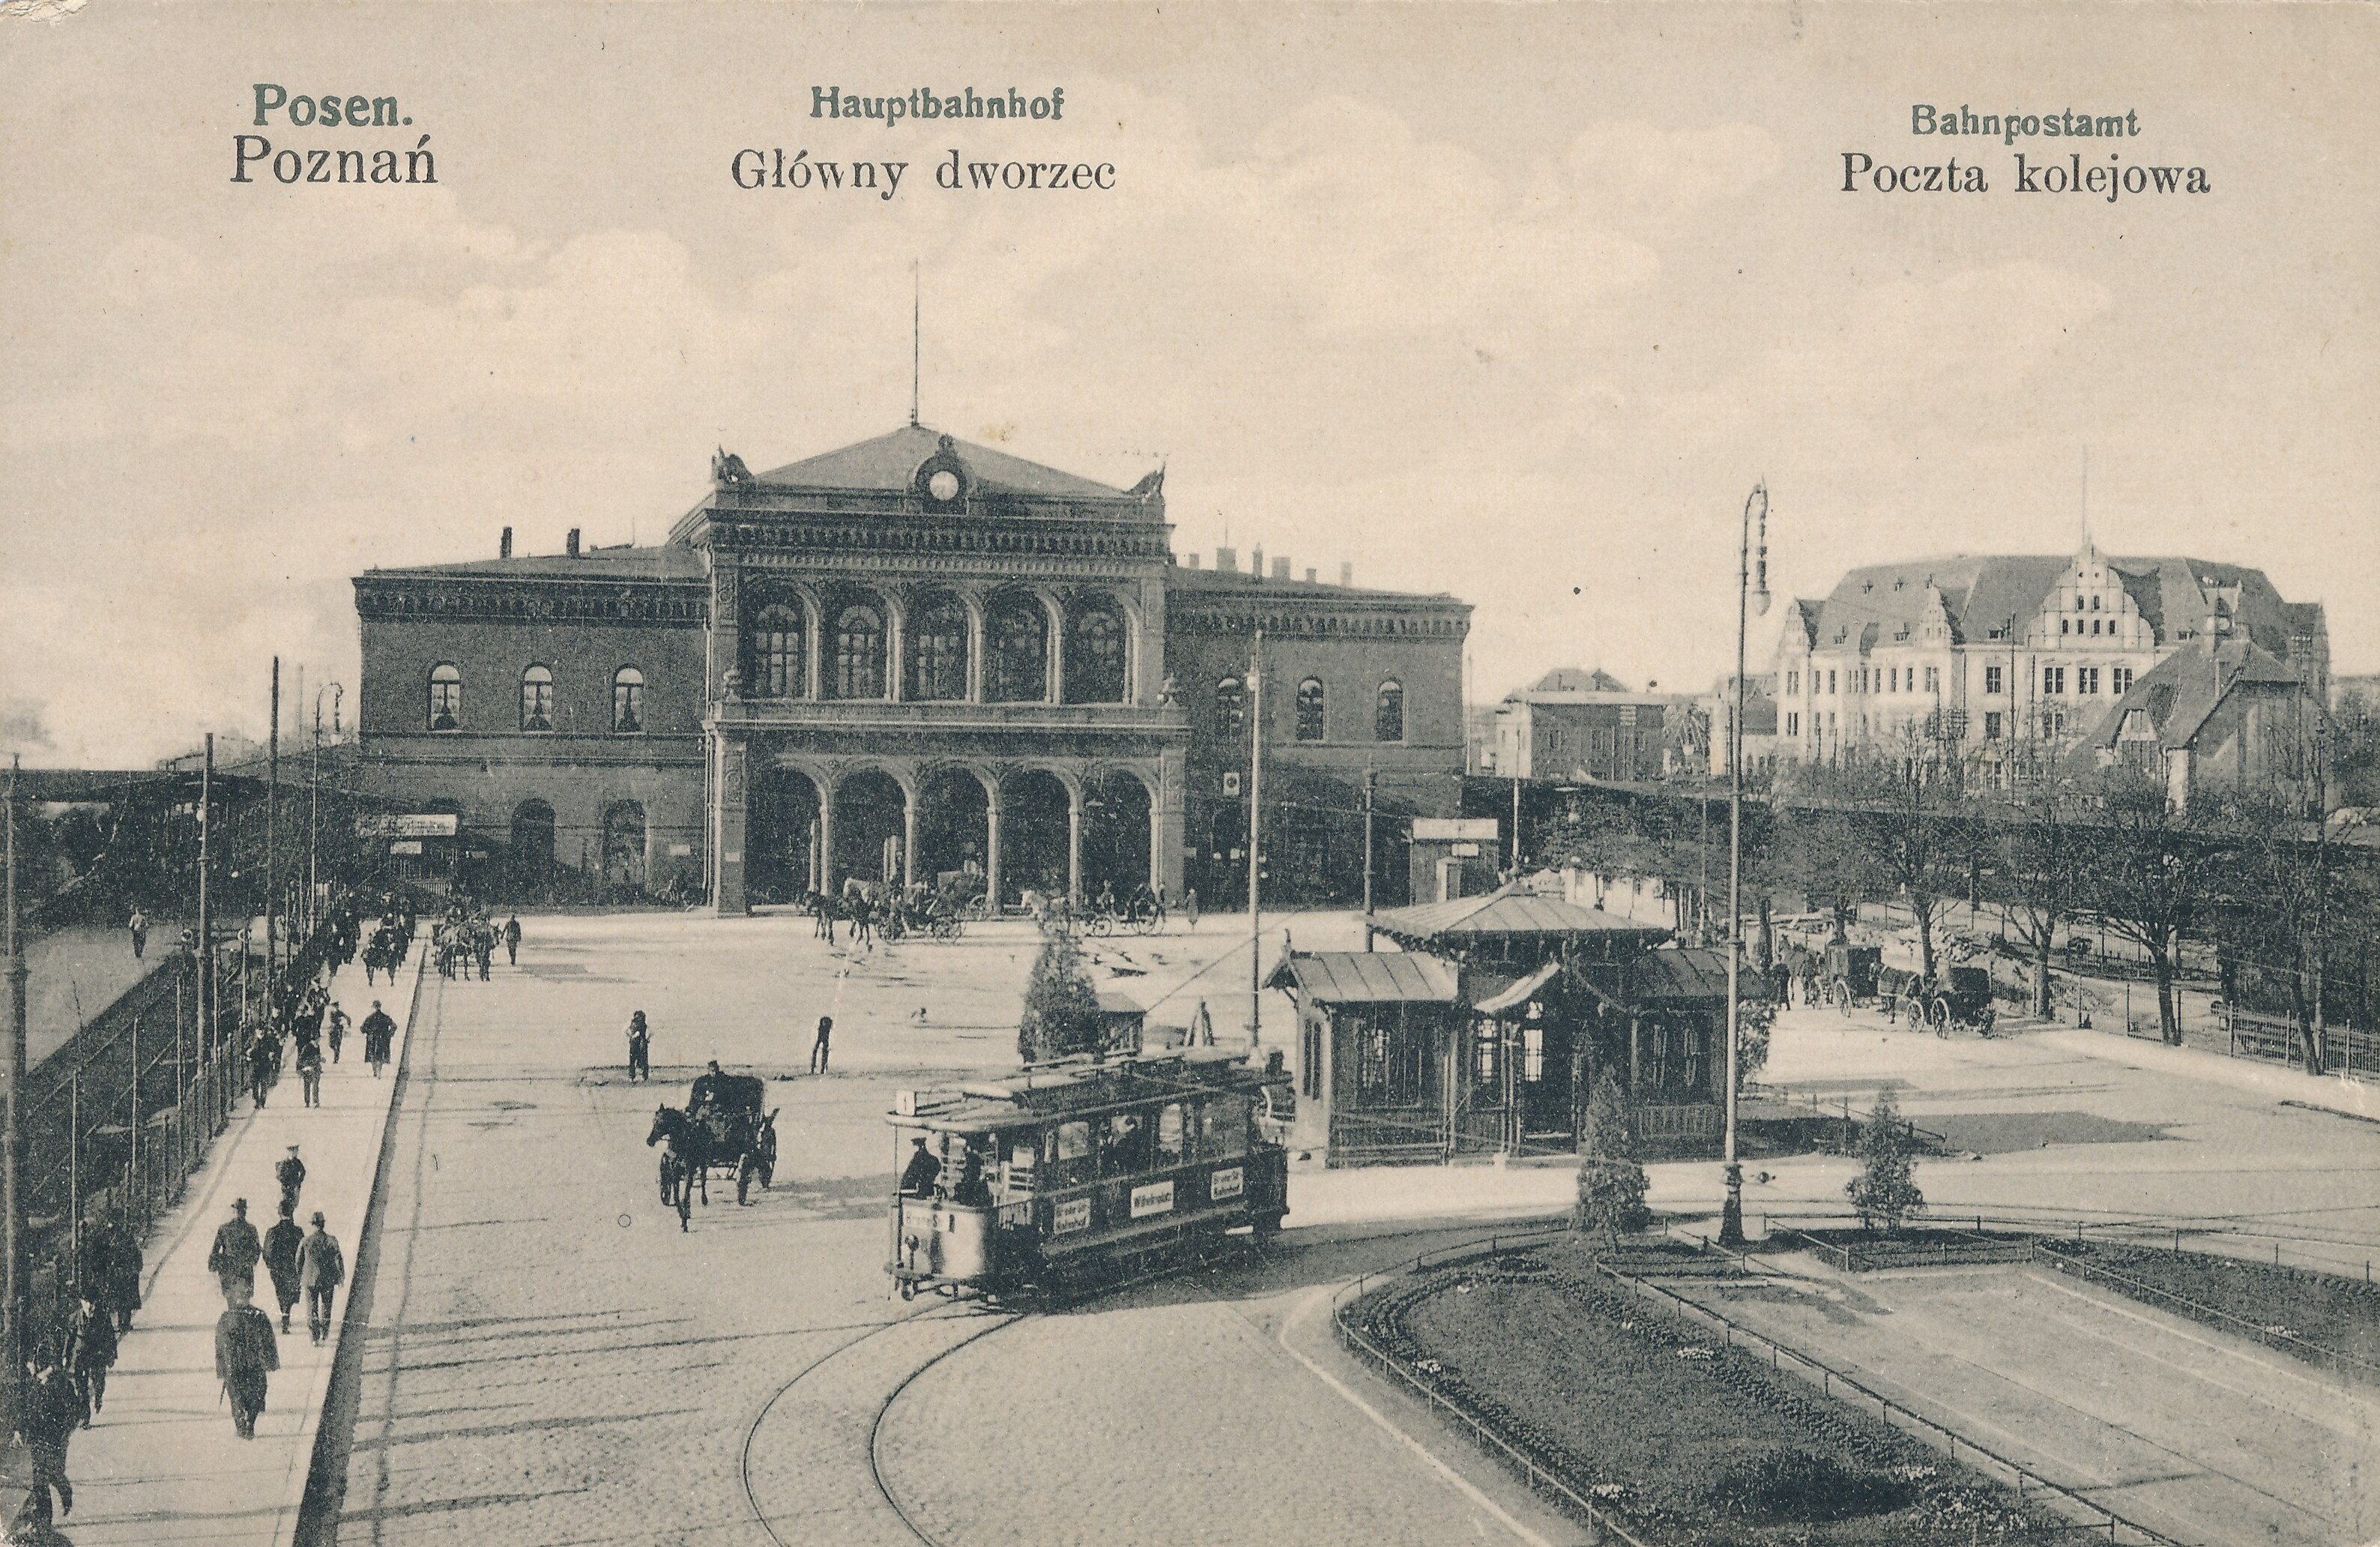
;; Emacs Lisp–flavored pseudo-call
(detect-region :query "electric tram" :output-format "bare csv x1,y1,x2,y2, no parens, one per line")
886,1046,1290,1303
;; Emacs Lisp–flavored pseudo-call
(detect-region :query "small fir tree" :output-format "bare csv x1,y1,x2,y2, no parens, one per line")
1018,922,1102,1064
1574,1070,1651,1246
1845,1088,1924,1235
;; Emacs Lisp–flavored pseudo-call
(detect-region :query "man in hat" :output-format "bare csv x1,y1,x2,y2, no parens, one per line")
502,913,522,965
214,1278,279,1438
810,1015,833,1075
298,1211,346,1346
62,1288,118,1427
16,1348,80,1522
277,1144,307,1217
98,1210,143,1334
262,1202,305,1334
361,998,396,1077
626,1011,650,1082
898,1136,940,1199
208,1198,262,1304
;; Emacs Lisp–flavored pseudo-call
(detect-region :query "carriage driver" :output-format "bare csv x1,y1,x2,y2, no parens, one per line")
898,1136,940,1199
689,1061,731,1118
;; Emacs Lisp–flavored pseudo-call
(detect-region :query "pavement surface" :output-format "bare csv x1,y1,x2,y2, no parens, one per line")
37,952,415,1547
1661,1257,2380,1547
295,908,2380,1547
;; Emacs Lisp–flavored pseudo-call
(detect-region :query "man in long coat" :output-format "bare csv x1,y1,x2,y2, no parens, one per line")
262,1204,306,1334
208,1198,262,1304
361,999,396,1077
214,1279,279,1438
62,1291,118,1427
298,1211,347,1346
16,1351,80,1522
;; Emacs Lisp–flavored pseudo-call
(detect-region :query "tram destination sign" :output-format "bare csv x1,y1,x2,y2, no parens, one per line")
1209,1166,1244,1202
1128,1180,1175,1219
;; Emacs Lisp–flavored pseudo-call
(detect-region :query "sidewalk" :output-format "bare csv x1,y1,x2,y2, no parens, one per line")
24,959,421,1547
2038,1025,2380,1124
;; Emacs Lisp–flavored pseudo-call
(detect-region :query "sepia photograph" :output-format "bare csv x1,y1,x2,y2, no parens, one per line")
0,3,2376,1543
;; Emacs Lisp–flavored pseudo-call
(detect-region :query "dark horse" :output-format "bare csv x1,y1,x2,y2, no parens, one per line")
644,1106,710,1229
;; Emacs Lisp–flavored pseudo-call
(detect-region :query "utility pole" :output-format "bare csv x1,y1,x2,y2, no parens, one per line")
267,658,280,1025
1722,481,1771,1247
197,736,214,1128
1247,630,1265,1045
4,756,26,1439
1362,764,1377,951
1511,772,1523,880
310,690,322,940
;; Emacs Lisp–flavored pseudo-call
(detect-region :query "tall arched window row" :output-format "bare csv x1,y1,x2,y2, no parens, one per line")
1066,602,1127,705
833,603,887,699
519,665,555,732
1375,680,1405,743
751,603,805,699
907,594,970,702
985,594,1050,703
1295,678,1326,742
612,666,645,732
427,664,462,732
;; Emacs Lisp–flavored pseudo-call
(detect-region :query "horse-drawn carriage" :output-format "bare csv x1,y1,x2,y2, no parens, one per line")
1897,965,1997,1035
1818,944,1885,1013
646,1072,779,1227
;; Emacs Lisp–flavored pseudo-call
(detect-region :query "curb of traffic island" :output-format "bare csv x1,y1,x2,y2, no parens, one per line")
282,953,429,1547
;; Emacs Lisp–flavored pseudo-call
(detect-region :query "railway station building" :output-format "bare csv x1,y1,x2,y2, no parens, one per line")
351,422,1470,911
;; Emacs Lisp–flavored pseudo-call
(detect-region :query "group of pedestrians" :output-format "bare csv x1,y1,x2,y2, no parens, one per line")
207,1186,345,1440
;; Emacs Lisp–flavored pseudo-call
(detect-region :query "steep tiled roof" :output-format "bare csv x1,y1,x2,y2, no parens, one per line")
755,423,1135,498
2081,637,2308,753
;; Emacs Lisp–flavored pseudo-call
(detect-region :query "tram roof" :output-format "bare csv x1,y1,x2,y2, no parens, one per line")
890,1046,1259,1133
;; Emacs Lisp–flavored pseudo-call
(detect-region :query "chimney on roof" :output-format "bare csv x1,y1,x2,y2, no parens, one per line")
1340,561,1353,588
1251,546,1266,580
566,528,581,558
1216,546,1238,574
1271,556,1290,581
500,526,513,559
1182,552,1201,570
1304,567,1317,584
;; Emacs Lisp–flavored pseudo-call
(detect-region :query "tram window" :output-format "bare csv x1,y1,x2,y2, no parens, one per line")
1107,1112,1153,1174
1202,1094,1250,1159
1052,1121,1093,1189
1157,1103,1185,1165
1004,1133,1039,1193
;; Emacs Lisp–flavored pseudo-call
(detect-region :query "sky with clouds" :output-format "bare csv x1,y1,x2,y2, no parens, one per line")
3,2,2375,765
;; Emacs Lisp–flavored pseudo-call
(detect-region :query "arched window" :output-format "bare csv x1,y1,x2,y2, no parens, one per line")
1066,602,1127,704
751,603,804,699
611,666,645,732
907,594,969,702
1375,680,1405,743
985,595,1049,703
427,664,462,732
1215,675,1246,736
833,603,886,699
1296,678,1326,742
519,665,555,732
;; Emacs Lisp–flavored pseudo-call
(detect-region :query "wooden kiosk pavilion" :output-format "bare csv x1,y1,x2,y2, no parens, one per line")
1270,885,1751,1166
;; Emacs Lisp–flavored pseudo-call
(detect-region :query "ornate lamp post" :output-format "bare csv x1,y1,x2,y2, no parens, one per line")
1721,482,1771,1246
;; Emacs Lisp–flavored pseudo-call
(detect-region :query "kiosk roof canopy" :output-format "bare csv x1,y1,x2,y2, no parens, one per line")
1372,885,1671,946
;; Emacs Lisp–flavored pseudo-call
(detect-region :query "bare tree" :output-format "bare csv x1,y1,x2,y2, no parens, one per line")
2083,769,2223,1046
1993,781,2094,1019
1787,732,1975,982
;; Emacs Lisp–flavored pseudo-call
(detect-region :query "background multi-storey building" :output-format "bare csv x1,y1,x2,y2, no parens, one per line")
1769,540,2328,775
352,422,1468,910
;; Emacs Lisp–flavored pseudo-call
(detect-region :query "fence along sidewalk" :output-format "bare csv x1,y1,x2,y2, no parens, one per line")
31,953,424,1547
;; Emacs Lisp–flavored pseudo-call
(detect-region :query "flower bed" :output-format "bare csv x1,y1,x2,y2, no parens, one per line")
2038,1238,2380,1375
1769,1225,2038,1273
1345,1240,2074,1546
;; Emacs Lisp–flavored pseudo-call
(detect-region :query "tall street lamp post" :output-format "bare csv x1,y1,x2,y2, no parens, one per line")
1721,481,1771,1247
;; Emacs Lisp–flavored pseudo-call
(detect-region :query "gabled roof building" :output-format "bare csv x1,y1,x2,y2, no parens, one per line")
1769,539,2326,775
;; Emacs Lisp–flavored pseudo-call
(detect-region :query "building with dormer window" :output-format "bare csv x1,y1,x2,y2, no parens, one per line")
351,423,1469,909
1769,540,2326,774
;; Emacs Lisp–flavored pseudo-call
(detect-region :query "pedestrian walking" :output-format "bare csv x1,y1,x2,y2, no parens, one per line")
809,1015,833,1075
262,1204,304,1334
626,1012,650,1082
63,1291,117,1428
298,1212,346,1345
99,1216,142,1335
127,908,148,961
277,1145,307,1217
248,1028,277,1109
503,914,522,965
16,1353,79,1525
327,1003,348,1064
214,1280,279,1440
297,1039,325,1107
208,1198,262,1305
361,999,396,1078
1185,887,1200,929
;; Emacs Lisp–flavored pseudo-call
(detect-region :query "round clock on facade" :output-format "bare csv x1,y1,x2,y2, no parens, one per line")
928,470,961,501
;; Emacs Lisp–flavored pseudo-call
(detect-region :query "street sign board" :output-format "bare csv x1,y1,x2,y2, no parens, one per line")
1413,817,1499,842
357,814,459,839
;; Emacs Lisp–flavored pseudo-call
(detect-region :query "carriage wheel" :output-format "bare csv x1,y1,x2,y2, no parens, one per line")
737,1155,757,1206
1927,998,1952,1033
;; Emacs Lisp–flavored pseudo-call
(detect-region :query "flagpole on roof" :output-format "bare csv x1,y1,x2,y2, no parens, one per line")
910,260,921,428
